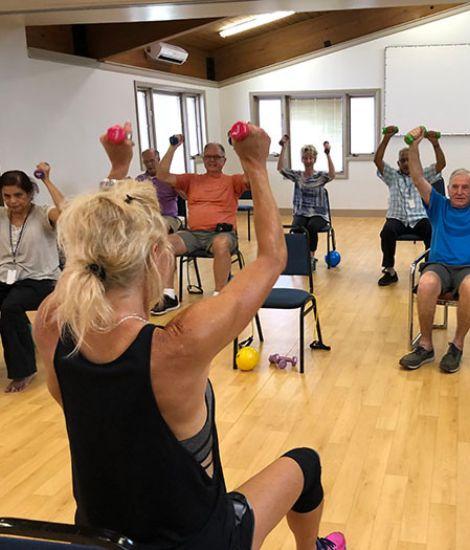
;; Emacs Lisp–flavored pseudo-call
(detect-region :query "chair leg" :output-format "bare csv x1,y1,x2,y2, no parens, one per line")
193,258,202,290
300,308,305,374
331,227,337,250
255,313,264,342
179,257,184,301
326,229,331,270
408,275,415,350
233,337,238,369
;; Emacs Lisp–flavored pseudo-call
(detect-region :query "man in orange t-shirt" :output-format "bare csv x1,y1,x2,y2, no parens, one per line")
153,136,249,315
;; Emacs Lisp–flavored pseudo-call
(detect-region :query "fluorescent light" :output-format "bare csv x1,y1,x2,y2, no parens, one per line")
219,11,295,38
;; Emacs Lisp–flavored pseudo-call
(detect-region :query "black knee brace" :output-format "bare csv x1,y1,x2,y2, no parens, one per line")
283,447,324,513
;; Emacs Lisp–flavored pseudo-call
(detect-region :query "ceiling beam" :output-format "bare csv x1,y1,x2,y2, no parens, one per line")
213,4,461,80
85,18,220,58
9,1,467,27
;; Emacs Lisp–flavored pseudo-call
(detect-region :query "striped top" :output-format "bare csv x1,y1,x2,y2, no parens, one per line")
281,168,332,220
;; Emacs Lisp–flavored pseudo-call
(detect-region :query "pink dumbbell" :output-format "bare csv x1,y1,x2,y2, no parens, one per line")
228,121,250,145
107,124,127,144
269,353,298,369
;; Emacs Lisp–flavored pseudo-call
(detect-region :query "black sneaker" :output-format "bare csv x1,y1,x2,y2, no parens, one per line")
439,343,463,373
150,295,180,316
310,257,318,272
378,270,398,286
399,345,435,370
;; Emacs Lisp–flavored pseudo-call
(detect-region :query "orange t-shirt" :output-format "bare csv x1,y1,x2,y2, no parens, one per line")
175,172,248,231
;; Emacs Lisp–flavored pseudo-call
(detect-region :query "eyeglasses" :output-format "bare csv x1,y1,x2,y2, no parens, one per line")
203,155,225,161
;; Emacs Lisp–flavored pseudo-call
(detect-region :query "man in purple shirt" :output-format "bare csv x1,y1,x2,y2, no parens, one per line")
136,148,181,233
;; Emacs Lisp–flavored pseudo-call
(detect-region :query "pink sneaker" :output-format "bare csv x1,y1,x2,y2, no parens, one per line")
316,531,346,549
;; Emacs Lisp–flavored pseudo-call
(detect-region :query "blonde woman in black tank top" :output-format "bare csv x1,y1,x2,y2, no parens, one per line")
33,122,346,549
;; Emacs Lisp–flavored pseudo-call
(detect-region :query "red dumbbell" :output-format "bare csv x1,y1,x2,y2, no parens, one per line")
268,353,298,369
107,124,127,144
228,121,250,145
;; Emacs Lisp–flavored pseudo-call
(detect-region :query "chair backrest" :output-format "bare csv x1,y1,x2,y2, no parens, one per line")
323,187,332,224
282,227,313,292
0,518,134,549
432,176,446,197
239,190,252,201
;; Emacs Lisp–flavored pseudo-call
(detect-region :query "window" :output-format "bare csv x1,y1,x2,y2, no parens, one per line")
252,90,379,176
135,84,206,172
290,97,343,172
258,98,283,156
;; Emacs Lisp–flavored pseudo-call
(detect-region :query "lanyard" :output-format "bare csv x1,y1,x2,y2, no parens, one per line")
9,205,32,264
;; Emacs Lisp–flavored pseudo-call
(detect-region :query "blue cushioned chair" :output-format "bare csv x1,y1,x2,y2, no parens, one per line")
233,226,329,373
0,517,134,549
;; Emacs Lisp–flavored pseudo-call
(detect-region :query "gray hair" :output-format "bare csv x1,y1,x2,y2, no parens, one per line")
301,145,318,156
449,168,470,184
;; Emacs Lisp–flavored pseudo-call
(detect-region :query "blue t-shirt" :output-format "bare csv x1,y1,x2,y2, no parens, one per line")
426,188,470,265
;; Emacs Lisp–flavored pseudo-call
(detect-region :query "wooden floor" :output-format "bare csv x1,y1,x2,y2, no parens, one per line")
1,215,469,550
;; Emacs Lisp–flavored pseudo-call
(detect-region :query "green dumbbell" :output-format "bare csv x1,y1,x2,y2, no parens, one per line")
404,126,427,145
382,126,399,135
424,130,441,140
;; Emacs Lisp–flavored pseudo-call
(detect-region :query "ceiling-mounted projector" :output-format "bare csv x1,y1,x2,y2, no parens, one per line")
145,42,189,65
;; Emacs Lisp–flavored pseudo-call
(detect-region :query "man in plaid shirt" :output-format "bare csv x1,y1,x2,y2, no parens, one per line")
374,125,446,286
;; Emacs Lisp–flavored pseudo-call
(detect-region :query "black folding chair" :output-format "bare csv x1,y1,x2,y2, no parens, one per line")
0,517,134,549
317,189,337,268
237,190,254,241
179,248,245,301
233,226,329,373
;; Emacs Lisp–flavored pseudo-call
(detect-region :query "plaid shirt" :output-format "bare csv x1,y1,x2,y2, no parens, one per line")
280,169,332,220
378,162,439,228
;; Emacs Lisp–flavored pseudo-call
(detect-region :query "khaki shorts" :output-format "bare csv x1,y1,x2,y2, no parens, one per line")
163,216,182,234
177,230,238,255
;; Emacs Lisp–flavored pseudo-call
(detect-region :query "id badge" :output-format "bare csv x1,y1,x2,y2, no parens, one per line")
6,268,17,285
408,199,415,209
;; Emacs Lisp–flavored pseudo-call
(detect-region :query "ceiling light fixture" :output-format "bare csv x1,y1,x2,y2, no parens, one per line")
219,11,295,38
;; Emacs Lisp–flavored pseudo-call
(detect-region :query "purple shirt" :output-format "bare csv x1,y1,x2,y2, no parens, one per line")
136,172,178,217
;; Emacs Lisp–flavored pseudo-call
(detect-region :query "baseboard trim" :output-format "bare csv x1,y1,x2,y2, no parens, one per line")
278,208,386,217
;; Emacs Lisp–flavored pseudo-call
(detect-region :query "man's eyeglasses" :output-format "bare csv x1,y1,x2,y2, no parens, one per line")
203,155,225,161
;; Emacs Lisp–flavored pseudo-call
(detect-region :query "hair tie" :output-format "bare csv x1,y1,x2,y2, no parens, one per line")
124,194,134,204
86,263,106,282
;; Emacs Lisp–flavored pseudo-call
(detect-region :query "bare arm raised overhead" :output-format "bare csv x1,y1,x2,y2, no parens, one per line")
374,125,398,175
277,134,289,173
323,141,336,180
156,134,184,187
425,130,446,174
407,126,433,205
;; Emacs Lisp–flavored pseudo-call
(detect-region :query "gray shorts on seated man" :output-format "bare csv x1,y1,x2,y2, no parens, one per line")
422,263,470,298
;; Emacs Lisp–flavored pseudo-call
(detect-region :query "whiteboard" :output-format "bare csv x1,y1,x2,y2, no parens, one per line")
384,45,470,136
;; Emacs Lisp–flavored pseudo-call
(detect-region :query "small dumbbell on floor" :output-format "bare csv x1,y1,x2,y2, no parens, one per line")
269,353,298,369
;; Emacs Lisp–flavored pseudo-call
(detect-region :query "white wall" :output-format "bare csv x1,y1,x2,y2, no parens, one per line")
0,16,221,202
220,8,470,211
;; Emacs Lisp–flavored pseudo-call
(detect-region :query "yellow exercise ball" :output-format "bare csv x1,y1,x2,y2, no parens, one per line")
236,346,259,371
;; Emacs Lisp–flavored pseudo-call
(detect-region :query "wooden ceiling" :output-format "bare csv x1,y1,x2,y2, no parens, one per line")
26,4,463,82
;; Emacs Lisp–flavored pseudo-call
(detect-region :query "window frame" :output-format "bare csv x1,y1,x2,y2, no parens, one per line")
250,89,381,178
134,81,208,172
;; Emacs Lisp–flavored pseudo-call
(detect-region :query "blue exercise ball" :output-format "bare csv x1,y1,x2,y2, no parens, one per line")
325,250,341,268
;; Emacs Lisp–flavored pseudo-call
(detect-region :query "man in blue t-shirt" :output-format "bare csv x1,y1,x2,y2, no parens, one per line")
400,127,470,373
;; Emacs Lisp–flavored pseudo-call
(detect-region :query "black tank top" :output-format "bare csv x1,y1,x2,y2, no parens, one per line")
53,324,229,548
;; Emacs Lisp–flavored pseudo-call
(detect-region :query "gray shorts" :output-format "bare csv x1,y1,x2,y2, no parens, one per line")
422,263,470,296
177,230,238,255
